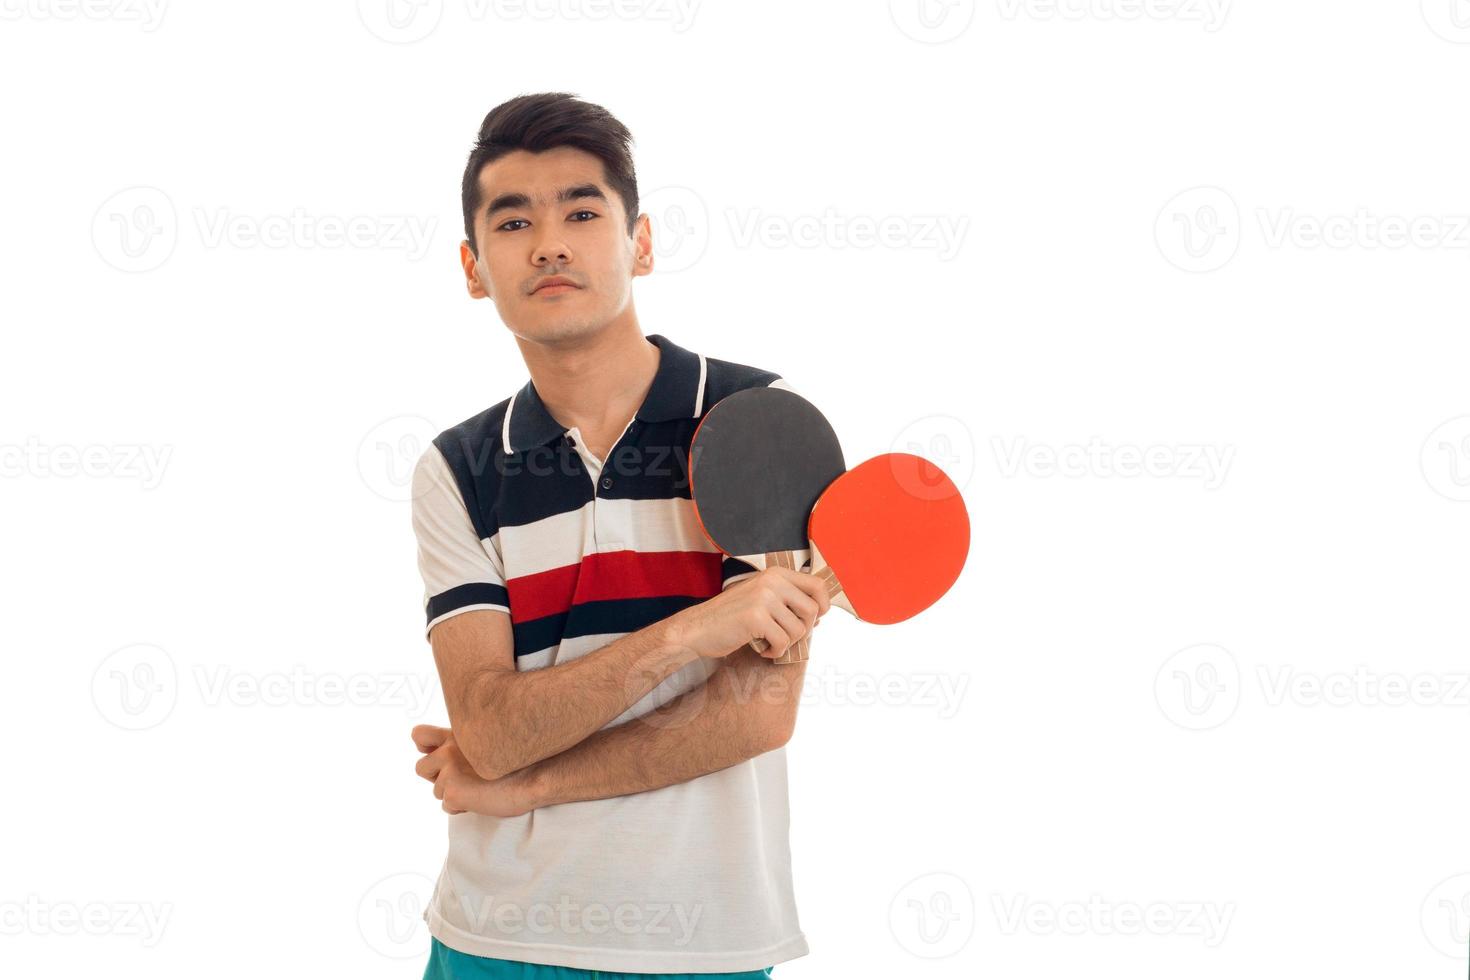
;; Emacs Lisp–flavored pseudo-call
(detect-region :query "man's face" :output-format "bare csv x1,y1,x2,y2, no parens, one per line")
460,145,652,344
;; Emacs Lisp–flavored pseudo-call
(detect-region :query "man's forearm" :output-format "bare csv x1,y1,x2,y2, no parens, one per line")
455,615,699,780
517,645,807,808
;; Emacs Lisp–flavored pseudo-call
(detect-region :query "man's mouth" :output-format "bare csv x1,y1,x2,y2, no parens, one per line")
532,276,580,295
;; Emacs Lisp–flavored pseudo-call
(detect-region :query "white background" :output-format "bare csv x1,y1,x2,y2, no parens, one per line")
2,1,1468,977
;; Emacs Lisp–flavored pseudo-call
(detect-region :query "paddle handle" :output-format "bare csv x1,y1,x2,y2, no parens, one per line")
749,551,842,665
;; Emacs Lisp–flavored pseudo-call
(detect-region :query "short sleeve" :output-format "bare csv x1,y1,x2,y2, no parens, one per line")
719,375,803,592
720,555,759,592
411,444,510,637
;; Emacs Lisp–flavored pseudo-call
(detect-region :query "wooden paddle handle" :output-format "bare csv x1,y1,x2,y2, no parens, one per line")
751,552,841,665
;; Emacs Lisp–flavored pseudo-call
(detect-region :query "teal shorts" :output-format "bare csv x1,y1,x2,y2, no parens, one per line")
424,937,775,979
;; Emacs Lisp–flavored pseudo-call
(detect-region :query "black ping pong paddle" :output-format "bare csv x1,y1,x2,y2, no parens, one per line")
689,386,845,664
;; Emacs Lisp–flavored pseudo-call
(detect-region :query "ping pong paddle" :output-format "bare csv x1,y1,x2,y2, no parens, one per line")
804,452,969,626
688,386,846,664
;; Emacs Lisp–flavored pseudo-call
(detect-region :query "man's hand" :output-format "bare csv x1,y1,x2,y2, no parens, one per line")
670,566,831,661
412,725,538,817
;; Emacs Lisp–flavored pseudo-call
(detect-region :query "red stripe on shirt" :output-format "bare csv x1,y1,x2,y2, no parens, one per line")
505,550,722,624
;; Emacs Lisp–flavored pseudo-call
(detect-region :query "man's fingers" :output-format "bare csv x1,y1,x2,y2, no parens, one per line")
415,752,443,782
766,566,830,619
789,569,831,616
769,603,809,652
754,613,791,660
411,724,451,753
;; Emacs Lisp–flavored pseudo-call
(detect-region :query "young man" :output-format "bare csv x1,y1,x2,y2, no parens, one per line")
409,93,831,978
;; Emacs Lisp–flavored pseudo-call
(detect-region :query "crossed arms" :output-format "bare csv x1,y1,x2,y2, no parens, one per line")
412,566,830,816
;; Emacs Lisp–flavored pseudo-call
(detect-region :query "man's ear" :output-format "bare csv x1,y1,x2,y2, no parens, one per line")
460,240,490,299
631,212,654,278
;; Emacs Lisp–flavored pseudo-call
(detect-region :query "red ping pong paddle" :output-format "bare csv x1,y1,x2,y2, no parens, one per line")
804,452,969,626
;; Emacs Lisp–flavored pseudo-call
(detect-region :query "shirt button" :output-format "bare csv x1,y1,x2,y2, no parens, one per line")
600,476,613,490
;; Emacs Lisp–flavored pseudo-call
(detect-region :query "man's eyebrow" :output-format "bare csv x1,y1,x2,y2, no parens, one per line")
485,184,609,217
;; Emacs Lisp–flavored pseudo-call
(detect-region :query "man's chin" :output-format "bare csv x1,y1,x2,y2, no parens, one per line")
510,314,607,346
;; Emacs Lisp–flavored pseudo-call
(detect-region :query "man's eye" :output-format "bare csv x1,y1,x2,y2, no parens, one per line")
497,219,528,232
570,210,597,221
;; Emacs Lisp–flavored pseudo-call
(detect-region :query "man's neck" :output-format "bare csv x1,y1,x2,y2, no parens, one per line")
514,317,660,453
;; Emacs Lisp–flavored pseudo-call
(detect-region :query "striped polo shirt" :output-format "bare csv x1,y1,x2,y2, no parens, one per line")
410,333,808,973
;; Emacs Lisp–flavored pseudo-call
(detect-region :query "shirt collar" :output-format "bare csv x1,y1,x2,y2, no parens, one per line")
502,333,707,453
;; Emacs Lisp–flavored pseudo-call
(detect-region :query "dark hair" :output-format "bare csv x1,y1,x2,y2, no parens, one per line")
461,92,639,255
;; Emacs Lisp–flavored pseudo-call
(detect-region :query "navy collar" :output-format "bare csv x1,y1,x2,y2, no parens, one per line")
502,334,706,453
